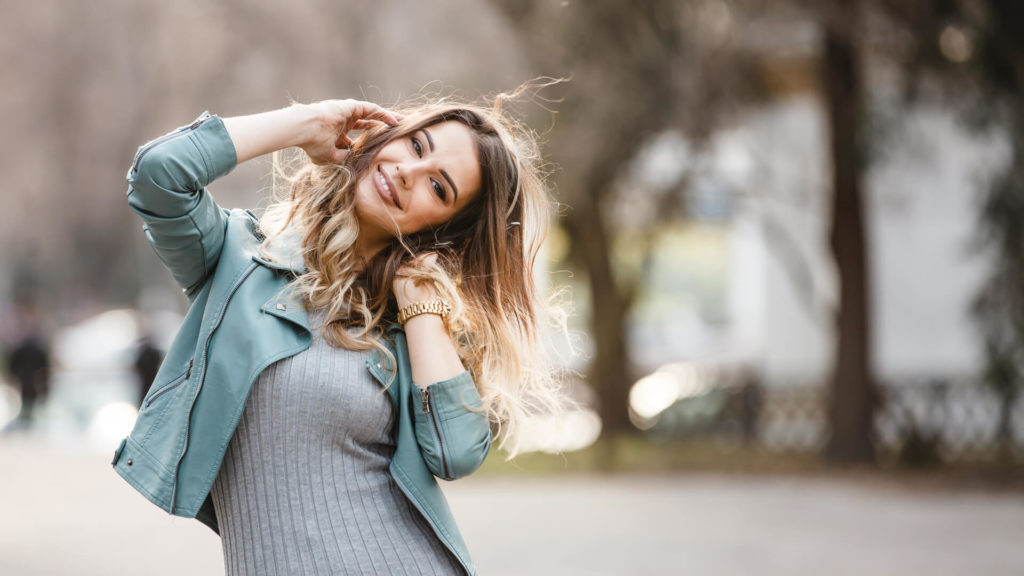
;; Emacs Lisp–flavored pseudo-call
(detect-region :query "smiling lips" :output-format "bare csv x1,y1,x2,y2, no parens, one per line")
375,165,401,210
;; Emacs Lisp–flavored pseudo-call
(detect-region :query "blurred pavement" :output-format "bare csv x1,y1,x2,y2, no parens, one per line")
1,435,1022,576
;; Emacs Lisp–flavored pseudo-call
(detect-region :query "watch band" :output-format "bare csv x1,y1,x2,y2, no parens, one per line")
397,297,452,326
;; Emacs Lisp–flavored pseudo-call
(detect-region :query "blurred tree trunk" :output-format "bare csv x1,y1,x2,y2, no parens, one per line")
490,1,717,452
492,1,759,457
565,164,635,437
821,0,877,464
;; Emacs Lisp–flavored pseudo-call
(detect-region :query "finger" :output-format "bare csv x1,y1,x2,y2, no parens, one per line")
353,119,387,130
331,147,350,164
353,101,401,126
334,134,353,149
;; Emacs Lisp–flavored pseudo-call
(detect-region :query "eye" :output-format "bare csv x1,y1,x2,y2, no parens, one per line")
411,136,424,158
432,179,446,201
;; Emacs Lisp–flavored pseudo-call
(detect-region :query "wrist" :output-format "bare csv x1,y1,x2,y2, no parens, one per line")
403,310,448,332
397,297,451,327
394,280,439,309
289,103,322,149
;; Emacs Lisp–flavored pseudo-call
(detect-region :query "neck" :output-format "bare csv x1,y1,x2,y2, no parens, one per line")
352,232,389,270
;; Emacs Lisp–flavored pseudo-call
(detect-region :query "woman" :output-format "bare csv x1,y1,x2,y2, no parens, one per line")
112,97,569,576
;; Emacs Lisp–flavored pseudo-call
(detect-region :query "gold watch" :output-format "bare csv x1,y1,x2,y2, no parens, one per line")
397,297,452,326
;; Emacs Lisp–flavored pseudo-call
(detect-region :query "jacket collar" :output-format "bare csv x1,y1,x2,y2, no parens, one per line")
248,217,404,336
251,223,307,275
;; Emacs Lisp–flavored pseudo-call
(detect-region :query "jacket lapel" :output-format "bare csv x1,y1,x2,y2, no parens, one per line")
251,222,403,403
368,338,402,404
259,289,310,333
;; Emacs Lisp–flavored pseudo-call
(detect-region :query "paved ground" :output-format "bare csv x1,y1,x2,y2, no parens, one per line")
1,435,1022,576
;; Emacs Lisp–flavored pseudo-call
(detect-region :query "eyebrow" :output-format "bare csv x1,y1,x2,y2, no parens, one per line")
421,128,459,203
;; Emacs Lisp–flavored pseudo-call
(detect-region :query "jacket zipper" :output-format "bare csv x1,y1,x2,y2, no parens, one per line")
144,358,193,407
130,112,211,176
169,261,258,514
421,387,451,479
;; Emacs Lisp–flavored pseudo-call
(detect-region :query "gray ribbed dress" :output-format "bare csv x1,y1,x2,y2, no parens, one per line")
209,315,465,576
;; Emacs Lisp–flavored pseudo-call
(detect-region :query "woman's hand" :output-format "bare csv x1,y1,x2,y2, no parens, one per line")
222,99,401,165
300,100,402,165
396,252,468,385
393,253,442,309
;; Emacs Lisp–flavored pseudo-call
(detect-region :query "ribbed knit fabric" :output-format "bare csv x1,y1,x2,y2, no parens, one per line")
209,315,465,576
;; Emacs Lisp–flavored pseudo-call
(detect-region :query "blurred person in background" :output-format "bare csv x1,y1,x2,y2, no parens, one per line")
6,299,50,431
112,94,571,576
132,335,163,406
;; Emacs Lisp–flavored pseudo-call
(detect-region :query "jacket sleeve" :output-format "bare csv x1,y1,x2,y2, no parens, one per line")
412,371,492,481
126,112,238,299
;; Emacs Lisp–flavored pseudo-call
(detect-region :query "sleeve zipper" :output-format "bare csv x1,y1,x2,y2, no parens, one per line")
144,358,193,408
421,386,451,479
129,112,212,176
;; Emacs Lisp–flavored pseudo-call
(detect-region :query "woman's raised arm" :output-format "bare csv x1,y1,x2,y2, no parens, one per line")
222,100,401,165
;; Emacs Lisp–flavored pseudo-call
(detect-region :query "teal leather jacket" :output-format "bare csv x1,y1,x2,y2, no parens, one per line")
111,113,491,575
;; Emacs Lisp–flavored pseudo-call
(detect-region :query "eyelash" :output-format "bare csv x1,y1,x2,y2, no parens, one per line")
411,136,446,202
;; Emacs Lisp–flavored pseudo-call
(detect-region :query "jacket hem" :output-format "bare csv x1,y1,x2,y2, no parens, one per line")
390,461,475,576
112,436,200,518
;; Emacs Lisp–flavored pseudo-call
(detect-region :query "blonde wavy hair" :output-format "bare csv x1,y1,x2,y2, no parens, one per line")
257,93,574,457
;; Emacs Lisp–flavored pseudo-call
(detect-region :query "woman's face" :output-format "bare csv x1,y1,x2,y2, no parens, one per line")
354,120,482,243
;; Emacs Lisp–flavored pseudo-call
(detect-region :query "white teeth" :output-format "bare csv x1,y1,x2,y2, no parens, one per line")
376,169,396,208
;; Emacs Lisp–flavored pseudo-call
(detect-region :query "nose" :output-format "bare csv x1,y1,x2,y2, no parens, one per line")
394,160,427,189
394,164,408,189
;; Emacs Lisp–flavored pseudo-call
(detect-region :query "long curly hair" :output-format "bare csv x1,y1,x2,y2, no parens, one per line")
257,95,573,457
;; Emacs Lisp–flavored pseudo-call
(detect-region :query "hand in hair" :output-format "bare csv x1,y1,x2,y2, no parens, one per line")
301,100,402,165
395,251,468,387
222,99,401,165
393,253,443,309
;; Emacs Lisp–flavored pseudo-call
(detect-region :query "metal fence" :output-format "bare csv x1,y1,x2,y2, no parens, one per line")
651,375,1024,463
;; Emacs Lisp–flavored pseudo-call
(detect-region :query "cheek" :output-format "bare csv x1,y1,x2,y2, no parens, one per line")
397,203,445,235
421,203,457,228
353,181,387,221
352,181,371,212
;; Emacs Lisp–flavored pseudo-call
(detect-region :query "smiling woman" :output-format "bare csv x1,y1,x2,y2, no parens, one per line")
354,121,482,250
113,93,574,576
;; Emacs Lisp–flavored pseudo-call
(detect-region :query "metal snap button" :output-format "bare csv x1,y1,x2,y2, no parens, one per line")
127,459,133,466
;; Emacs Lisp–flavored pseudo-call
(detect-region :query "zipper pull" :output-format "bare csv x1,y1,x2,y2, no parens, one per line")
421,387,431,414
189,111,211,129
185,357,194,379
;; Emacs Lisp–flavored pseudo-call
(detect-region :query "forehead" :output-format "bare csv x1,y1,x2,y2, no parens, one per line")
421,120,482,206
